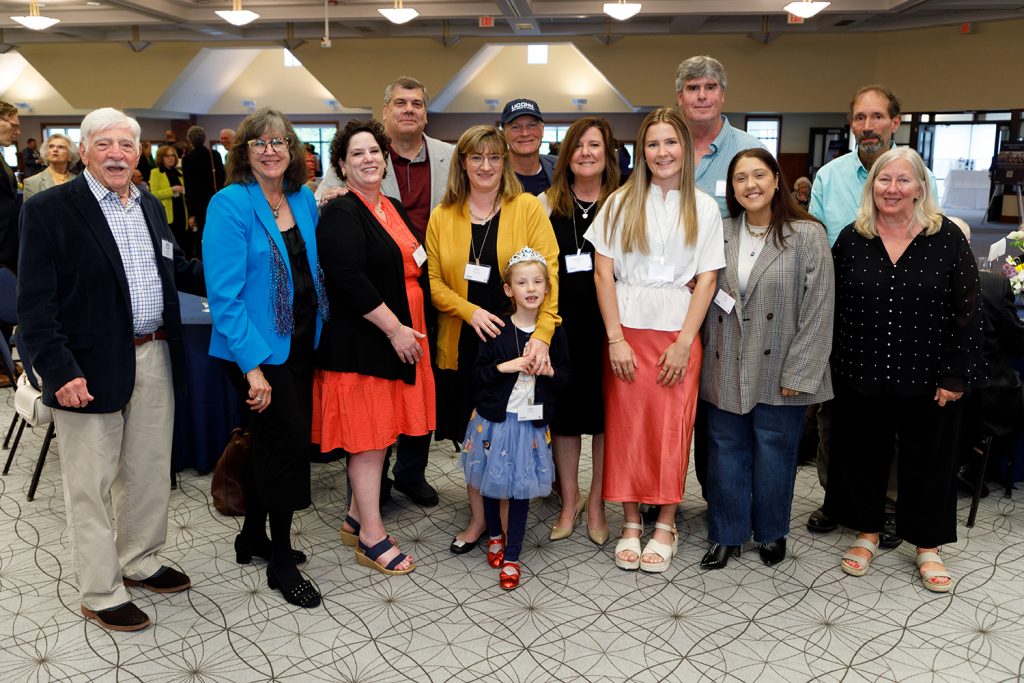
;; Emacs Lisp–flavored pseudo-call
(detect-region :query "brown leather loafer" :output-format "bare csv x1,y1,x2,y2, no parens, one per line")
124,566,191,593
81,602,151,632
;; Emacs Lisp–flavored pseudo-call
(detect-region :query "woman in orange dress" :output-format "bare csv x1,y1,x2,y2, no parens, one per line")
313,119,435,575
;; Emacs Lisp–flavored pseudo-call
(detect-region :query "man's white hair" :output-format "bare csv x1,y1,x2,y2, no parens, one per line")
80,108,141,151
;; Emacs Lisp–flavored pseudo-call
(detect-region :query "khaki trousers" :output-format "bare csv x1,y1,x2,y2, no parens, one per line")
54,341,175,611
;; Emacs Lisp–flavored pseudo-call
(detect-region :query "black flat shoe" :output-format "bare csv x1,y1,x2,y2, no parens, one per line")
395,480,439,507
235,534,307,565
267,566,321,608
759,537,787,566
700,543,740,570
449,532,485,555
806,507,837,533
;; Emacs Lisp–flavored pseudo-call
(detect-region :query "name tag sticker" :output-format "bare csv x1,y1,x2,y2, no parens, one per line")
518,403,543,421
565,252,593,273
714,288,736,314
648,261,674,283
715,180,727,197
464,263,492,283
412,244,427,267
161,239,174,259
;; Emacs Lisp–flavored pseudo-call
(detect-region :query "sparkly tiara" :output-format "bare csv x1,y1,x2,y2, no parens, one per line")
506,246,547,268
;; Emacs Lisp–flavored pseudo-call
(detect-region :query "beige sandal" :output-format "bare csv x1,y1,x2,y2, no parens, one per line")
639,522,678,573
841,537,878,577
614,522,643,570
916,551,953,593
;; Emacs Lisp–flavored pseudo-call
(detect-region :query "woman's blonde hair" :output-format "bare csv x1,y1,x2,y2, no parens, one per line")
854,146,941,238
604,108,698,252
441,125,522,213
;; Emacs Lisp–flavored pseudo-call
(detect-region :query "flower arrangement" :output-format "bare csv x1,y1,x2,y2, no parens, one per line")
1004,228,1024,295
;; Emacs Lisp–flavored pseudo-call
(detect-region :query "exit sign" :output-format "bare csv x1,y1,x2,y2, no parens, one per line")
787,13,804,24
479,16,494,28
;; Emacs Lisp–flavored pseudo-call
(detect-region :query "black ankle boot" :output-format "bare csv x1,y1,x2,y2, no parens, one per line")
758,537,787,566
700,543,740,570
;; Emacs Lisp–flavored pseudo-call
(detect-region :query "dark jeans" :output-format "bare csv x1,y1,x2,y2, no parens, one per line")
693,399,709,499
706,402,806,545
824,382,962,548
385,432,432,486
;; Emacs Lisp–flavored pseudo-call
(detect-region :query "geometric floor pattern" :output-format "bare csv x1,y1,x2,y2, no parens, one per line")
2,394,1023,682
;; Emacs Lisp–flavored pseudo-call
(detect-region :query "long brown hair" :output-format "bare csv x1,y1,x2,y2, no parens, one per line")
604,108,698,253
546,117,620,218
724,148,822,247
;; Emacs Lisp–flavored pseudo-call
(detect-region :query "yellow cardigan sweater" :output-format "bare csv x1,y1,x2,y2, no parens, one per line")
426,192,560,371
148,166,188,224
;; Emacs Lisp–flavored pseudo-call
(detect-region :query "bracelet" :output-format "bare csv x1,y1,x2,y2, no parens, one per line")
608,337,625,345
387,325,402,340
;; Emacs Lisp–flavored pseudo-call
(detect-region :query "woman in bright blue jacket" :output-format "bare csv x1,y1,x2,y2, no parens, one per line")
203,108,328,610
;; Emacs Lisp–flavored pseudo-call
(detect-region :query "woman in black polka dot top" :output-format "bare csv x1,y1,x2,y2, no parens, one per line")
823,147,982,594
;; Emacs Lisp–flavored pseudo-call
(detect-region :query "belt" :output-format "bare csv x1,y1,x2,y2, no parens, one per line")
134,329,168,347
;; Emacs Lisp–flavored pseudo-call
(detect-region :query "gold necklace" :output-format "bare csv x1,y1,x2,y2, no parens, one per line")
269,194,286,218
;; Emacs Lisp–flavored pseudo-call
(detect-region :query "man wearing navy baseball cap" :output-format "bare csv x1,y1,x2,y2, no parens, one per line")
500,98,557,195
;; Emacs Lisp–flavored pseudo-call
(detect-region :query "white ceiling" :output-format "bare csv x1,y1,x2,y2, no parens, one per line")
0,0,1022,46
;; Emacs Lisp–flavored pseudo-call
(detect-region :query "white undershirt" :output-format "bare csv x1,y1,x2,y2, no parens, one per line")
506,322,537,413
737,215,769,297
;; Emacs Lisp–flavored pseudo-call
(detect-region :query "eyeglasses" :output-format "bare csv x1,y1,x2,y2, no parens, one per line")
467,153,504,167
0,117,21,132
247,137,291,154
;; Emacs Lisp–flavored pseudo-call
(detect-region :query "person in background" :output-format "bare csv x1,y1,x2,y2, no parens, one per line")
0,100,23,272
22,133,78,200
824,147,981,594
20,137,46,178
137,140,154,181
699,148,833,570
204,108,329,609
539,116,620,545
586,107,724,574
792,176,811,209
805,84,938,547
181,125,225,257
149,144,194,255
131,168,149,193
426,124,559,555
501,98,557,195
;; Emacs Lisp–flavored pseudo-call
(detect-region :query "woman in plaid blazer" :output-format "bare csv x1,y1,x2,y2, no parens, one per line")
699,148,834,569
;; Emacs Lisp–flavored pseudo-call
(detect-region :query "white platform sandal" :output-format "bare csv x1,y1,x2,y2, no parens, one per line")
840,537,878,577
614,522,643,571
916,551,953,593
639,522,678,573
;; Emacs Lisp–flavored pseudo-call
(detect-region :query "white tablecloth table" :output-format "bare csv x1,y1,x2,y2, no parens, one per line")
942,169,990,210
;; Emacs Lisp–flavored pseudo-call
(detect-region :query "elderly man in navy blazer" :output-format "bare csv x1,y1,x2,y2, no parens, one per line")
17,107,205,632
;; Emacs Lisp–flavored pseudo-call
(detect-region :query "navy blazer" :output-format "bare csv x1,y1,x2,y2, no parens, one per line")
16,173,205,413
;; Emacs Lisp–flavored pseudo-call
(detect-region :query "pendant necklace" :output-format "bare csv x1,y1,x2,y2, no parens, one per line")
745,218,768,258
270,194,286,219
570,189,598,220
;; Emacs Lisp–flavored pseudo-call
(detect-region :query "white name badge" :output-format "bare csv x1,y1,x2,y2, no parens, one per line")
714,288,736,314
517,403,544,421
565,252,593,273
464,263,492,283
412,244,427,267
648,261,674,283
715,180,727,197
161,239,174,259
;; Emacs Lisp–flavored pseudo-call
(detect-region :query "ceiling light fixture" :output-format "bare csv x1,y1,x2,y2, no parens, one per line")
603,1,641,21
783,1,830,19
378,0,418,25
216,0,260,27
11,0,60,31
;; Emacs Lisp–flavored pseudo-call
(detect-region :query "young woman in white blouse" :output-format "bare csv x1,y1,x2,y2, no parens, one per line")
585,108,724,573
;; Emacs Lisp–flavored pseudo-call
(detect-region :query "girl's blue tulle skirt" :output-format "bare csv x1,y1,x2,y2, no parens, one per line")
461,411,554,500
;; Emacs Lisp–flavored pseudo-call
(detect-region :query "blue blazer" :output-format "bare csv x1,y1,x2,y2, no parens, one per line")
16,173,205,412
203,182,322,373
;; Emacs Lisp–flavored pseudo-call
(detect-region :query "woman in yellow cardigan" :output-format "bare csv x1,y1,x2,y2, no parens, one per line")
426,124,560,555
149,144,196,256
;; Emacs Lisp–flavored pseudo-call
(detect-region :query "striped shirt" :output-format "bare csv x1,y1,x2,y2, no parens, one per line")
83,169,164,335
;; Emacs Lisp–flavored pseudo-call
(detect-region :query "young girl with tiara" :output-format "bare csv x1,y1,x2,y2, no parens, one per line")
461,247,571,589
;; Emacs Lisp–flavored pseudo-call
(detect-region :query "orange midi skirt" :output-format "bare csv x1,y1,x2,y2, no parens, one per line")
601,328,702,505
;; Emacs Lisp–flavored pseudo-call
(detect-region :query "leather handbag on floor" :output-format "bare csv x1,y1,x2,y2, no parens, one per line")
211,427,250,516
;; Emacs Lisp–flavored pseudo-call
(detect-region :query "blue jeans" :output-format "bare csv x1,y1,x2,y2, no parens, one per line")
706,402,806,545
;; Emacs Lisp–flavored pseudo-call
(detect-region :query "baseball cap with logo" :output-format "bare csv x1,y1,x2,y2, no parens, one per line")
501,98,544,126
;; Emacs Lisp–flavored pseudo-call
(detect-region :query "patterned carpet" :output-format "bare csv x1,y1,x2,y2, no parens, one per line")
1,395,1023,682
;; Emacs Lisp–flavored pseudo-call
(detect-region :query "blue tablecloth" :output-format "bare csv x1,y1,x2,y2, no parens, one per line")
172,293,242,474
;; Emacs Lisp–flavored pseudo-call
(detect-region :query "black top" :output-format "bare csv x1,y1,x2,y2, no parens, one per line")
473,317,571,425
517,170,550,196
281,226,316,364
831,216,982,396
315,191,427,383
